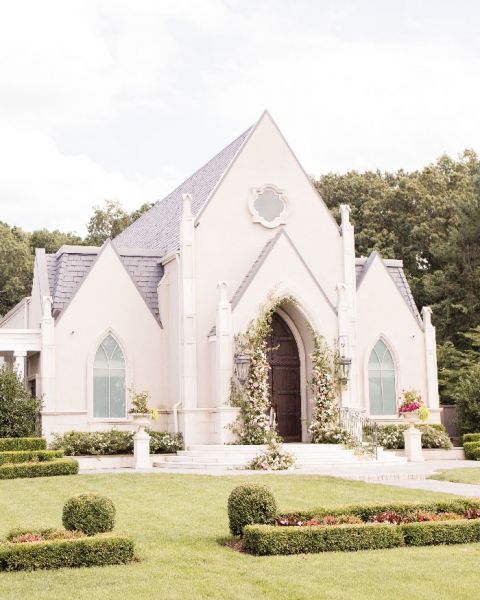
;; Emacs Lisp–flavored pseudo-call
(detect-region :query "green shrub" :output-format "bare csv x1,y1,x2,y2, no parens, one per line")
0,459,78,479
0,449,63,465
0,367,42,437
244,523,404,555
228,484,277,536
63,493,116,536
50,430,183,455
0,535,134,571
283,499,480,522
400,519,480,546
463,433,480,444
0,437,46,451
454,364,480,434
376,424,452,450
464,441,480,460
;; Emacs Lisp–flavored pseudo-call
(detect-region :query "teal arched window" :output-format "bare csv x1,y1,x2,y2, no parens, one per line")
368,340,396,415
93,335,126,418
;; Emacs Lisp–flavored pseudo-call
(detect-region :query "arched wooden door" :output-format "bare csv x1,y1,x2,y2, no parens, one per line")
267,313,302,442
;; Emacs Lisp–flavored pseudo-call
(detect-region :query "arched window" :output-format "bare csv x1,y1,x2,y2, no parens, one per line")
368,340,396,415
93,334,126,418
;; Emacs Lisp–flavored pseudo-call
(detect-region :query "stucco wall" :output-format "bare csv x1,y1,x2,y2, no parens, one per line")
194,112,343,409
356,256,430,420
50,243,163,433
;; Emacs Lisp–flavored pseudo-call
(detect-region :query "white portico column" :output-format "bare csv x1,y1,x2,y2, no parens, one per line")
13,350,27,381
422,307,440,419
338,204,359,409
180,194,197,445
214,281,233,443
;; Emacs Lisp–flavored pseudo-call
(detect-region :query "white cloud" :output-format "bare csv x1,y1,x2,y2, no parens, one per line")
0,0,479,233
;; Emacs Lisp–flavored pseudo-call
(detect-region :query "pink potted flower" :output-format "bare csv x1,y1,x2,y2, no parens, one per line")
398,389,429,424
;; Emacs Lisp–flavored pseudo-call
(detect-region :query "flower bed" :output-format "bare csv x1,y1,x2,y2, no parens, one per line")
0,531,135,571
240,499,480,555
376,424,452,450
0,458,79,479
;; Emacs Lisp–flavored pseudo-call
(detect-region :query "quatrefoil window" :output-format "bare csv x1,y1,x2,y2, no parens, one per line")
249,185,288,228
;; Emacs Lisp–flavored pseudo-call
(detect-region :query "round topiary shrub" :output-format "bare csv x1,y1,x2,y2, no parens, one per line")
62,493,116,536
227,484,277,536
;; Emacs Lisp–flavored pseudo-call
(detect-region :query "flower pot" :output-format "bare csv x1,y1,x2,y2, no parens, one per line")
401,412,419,427
130,412,152,430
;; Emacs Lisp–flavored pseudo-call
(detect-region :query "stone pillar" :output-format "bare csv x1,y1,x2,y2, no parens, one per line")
13,350,27,381
39,296,55,412
422,307,440,414
339,204,359,409
180,194,197,445
336,282,350,410
215,281,233,443
403,424,424,462
134,428,152,470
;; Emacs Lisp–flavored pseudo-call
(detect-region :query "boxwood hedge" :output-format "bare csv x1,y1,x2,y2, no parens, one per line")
463,433,480,443
401,519,480,546
0,437,46,452
464,440,480,460
244,523,403,555
0,535,134,571
0,458,79,479
0,449,63,465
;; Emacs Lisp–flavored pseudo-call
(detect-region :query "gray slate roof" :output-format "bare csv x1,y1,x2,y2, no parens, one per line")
46,248,164,320
113,126,253,254
355,255,421,323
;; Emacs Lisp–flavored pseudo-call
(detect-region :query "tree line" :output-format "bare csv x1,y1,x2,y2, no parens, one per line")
1,151,479,415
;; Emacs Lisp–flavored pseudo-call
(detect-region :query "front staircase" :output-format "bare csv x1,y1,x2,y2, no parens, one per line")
153,443,406,471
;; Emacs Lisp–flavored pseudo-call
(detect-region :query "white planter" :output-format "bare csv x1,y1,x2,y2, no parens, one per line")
130,412,152,430
401,412,419,427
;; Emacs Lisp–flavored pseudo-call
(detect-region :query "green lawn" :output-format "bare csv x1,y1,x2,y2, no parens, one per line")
1,473,480,600
429,467,480,484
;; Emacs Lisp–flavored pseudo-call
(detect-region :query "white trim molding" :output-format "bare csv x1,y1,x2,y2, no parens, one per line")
248,184,289,229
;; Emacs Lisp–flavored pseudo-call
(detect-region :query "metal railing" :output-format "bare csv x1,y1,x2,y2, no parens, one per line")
339,407,379,459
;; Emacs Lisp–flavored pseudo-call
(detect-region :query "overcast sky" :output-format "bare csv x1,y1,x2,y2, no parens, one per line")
1,0,480,235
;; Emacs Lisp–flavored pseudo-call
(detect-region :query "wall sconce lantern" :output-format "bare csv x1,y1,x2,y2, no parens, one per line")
338,335,352,385
338,355,352,386
233,352,250,386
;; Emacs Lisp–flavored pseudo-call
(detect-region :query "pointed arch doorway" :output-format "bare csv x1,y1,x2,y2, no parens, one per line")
268,312,302,442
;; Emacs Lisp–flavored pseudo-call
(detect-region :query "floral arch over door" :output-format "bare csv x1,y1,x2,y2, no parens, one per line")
93,334,126,418
368,340,396,415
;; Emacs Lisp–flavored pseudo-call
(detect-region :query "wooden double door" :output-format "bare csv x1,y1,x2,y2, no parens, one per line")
267,313,302,442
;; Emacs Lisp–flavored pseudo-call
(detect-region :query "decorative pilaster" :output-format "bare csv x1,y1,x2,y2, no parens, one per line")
214,281,233,443
39,296,55,412
180,194,197,445
339,204,359,409
422,307,440,411
13,350,27,381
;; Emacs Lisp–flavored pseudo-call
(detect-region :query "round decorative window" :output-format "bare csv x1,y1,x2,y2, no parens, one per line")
248,184,289,228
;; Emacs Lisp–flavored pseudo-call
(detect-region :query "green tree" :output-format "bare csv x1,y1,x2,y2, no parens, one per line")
30,229,83,254
0,367,42,437
0,223,33,317
85,200,153,246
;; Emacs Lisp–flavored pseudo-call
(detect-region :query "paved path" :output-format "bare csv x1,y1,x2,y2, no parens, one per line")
80,459,480,498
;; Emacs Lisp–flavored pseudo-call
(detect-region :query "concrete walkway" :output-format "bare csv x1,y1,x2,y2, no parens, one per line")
79,459,480,497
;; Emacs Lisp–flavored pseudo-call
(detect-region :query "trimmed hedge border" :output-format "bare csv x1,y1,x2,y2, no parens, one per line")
0,450,63,466
243,519,480,555
463,433,480,444
0,459,79,479
0,534,135,571
0,437,46,452
464,440,480,460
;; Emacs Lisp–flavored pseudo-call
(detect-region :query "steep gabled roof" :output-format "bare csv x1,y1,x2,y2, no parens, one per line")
45,245,164,321
355,253,421,323
113,125,254,255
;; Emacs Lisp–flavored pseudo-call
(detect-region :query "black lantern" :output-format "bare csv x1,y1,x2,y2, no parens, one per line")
233,352,250,386
338,355,352,385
